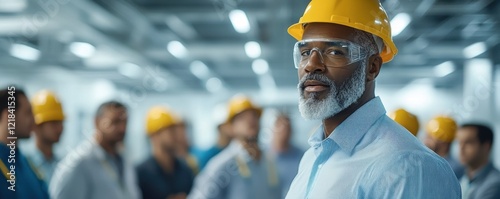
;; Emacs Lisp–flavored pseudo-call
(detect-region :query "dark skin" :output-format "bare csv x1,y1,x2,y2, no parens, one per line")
299,23,383,137
34,120,64,160
0,94,35,144
94,107,128,155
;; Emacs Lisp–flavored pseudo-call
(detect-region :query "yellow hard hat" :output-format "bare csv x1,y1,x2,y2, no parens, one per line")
31,90,65,125
388,109,419,136
287,0,398,63
145,106,180,136
426,116,457,143
226,95,262,123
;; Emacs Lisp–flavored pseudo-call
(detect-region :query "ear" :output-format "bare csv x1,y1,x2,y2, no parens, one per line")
94,117,100,129
483,142,492,153
0,110,6,123
366,55,382,82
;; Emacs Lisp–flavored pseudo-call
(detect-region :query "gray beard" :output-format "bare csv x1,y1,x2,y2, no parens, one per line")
298,64,366,120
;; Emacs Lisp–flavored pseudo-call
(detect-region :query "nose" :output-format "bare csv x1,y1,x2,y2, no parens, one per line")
303,49,326,73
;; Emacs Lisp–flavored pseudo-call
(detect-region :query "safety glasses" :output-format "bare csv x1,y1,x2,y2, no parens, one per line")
293,38,367,69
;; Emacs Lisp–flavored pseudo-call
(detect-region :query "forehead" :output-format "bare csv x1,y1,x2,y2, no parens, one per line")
457,127,478,140
233,109,259,121
302,23,359,42
101,107,127,118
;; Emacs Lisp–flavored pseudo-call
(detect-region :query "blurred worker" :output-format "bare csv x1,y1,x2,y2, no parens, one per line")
22,90,65,184
192,106,233,171
270,113,304,198
175,120,200,174
0,87,49,199
189,95,281,199
195,121,233,170
137,106,194,199
424,116,464,178
456,123,500,199
388,108,419,136
285,0,460,198
50,101,140,199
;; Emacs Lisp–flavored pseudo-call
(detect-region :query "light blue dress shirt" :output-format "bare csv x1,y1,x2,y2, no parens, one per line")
22,143,59,183
286,97,461,199
49,139,141,199
189,141,281,199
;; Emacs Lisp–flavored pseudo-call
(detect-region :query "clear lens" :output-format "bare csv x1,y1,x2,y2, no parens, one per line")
293,39,365,69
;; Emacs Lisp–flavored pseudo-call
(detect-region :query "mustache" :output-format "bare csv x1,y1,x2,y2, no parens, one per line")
298,73,335,89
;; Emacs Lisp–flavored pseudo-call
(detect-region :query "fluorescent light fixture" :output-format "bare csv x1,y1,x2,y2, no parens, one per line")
190,61,210,79
70,42,95,58
245,41,261,58
463,42,487,59
229,9,250,33
167,40,188,59
434,61,455,77
118,62,143,79
252,59,269,75
391,13,411,36
10,44,40,61
0,0,27,13
206,77,222,93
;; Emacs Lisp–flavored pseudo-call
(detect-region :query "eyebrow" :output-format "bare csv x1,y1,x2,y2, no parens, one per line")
297,40,349,48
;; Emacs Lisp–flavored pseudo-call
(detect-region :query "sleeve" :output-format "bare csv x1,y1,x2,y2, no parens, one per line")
49,158,89,199
356,151,462,199
188,159,235,199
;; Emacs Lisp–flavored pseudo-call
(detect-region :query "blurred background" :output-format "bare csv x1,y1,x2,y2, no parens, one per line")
0,0,499,167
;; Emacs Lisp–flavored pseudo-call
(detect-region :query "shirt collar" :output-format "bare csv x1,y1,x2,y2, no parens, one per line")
308,97,386,155
91,138,123,161
468,162,494,183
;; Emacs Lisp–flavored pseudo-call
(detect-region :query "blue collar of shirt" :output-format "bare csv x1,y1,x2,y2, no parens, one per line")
308,97,386,155
468,162,494,183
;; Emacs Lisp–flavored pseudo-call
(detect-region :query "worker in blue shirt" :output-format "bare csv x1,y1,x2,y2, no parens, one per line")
22,90,65,184
137,106,194,199
269,113,304,198
0,87,50,199
457,123,500,199
285,0,461,198
189,95,281,199
195,121,233,170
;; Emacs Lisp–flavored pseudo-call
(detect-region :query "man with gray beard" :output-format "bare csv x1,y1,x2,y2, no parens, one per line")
285,0,461,198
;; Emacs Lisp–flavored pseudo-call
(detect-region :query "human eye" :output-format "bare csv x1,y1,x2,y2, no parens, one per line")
300,49,312,57
325,47,347,56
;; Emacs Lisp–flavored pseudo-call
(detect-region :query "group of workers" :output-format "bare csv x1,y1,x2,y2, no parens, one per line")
390,109,500,198
1,0,499,198
0,89,303,199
